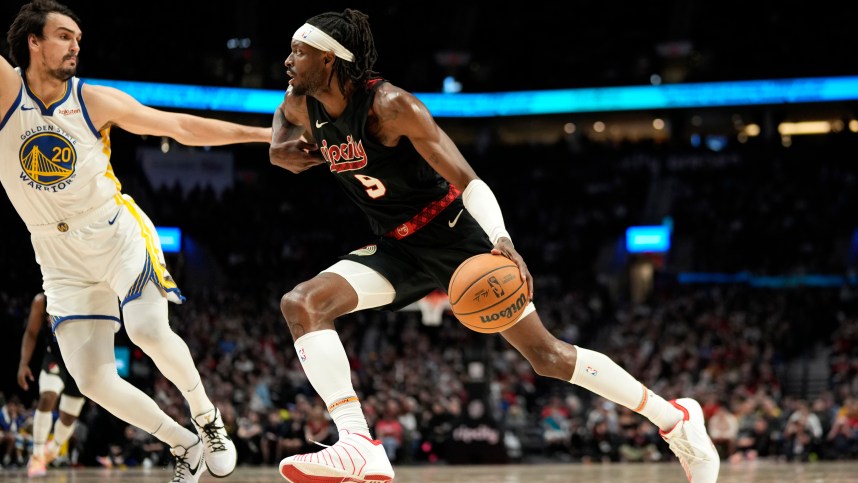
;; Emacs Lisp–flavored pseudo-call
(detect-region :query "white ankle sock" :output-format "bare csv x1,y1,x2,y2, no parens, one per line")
184,381,214,419
52,419,76,446
295,330,370,436
152,418,198,449
570,345,683,432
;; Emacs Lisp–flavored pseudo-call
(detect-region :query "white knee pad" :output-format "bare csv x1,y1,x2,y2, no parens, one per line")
38,370,65,395
59,395,86,417
321,260,395,311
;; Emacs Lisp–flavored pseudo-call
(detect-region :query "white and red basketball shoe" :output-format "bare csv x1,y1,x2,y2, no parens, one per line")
27,454,47,477
278,430,394,483
660,398,720,483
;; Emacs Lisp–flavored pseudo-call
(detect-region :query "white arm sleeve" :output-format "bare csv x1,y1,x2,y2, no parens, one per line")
462,179,511,245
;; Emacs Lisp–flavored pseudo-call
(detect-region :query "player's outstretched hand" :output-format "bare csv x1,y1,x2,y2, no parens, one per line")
492,237,534,301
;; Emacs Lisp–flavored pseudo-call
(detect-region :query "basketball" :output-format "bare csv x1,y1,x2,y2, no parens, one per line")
447,253,529,333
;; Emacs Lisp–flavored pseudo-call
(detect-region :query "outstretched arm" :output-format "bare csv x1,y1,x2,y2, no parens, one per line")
17,293,47,391
269,89,324,173
81,84,271,145
375,84,533,298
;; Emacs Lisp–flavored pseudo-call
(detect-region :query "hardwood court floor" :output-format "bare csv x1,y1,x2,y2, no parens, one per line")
2,460,857,482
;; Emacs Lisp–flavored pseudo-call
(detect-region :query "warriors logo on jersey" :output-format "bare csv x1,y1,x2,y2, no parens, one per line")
19,128,78,190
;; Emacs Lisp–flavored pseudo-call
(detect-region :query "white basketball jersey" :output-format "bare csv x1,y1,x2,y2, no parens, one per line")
0,70,119,228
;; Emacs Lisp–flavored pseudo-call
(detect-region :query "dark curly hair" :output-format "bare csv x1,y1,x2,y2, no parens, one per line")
306,9,378,96
6,0,80,70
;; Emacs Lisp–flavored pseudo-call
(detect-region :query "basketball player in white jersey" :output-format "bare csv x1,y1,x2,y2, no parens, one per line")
0,1,270,481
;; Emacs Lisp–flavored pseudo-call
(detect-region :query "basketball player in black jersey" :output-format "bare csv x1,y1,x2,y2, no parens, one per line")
17,292,85,477
269,9,720,483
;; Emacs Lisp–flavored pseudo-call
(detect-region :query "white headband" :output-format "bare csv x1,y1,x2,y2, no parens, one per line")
292,23,355,63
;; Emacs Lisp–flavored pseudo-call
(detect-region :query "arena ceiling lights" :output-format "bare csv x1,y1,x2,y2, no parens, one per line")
84,75,858,118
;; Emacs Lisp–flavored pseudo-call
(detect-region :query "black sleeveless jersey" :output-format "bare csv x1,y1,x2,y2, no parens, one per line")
306,79,451,236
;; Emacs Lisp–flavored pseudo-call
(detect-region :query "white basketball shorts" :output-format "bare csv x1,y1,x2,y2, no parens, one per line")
28,194,183,331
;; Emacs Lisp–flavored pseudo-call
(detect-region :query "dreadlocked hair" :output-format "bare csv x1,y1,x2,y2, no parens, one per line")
306,9,378,97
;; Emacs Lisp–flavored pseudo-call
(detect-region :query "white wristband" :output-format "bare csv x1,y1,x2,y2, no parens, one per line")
461,179,511,245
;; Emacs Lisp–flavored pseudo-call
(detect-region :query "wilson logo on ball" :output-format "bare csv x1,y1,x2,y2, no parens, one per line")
480,293,527,323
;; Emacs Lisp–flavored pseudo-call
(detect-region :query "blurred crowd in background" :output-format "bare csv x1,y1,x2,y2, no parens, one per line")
1,129,857,470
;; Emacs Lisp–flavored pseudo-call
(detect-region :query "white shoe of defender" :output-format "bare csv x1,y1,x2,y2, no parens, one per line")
278,430,394,483
193,408,237,478
660,398,721,483
170,438,206,483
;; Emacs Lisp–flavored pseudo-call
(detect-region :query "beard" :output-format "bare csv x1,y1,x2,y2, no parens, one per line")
49,65,76,81
49,56,77,81
290,83,308,96
289,69,328,97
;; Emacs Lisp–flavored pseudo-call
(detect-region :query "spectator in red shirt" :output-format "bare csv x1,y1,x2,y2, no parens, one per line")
375,400,404,461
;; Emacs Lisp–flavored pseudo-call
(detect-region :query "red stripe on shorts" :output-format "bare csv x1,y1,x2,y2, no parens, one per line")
385,184,461,240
